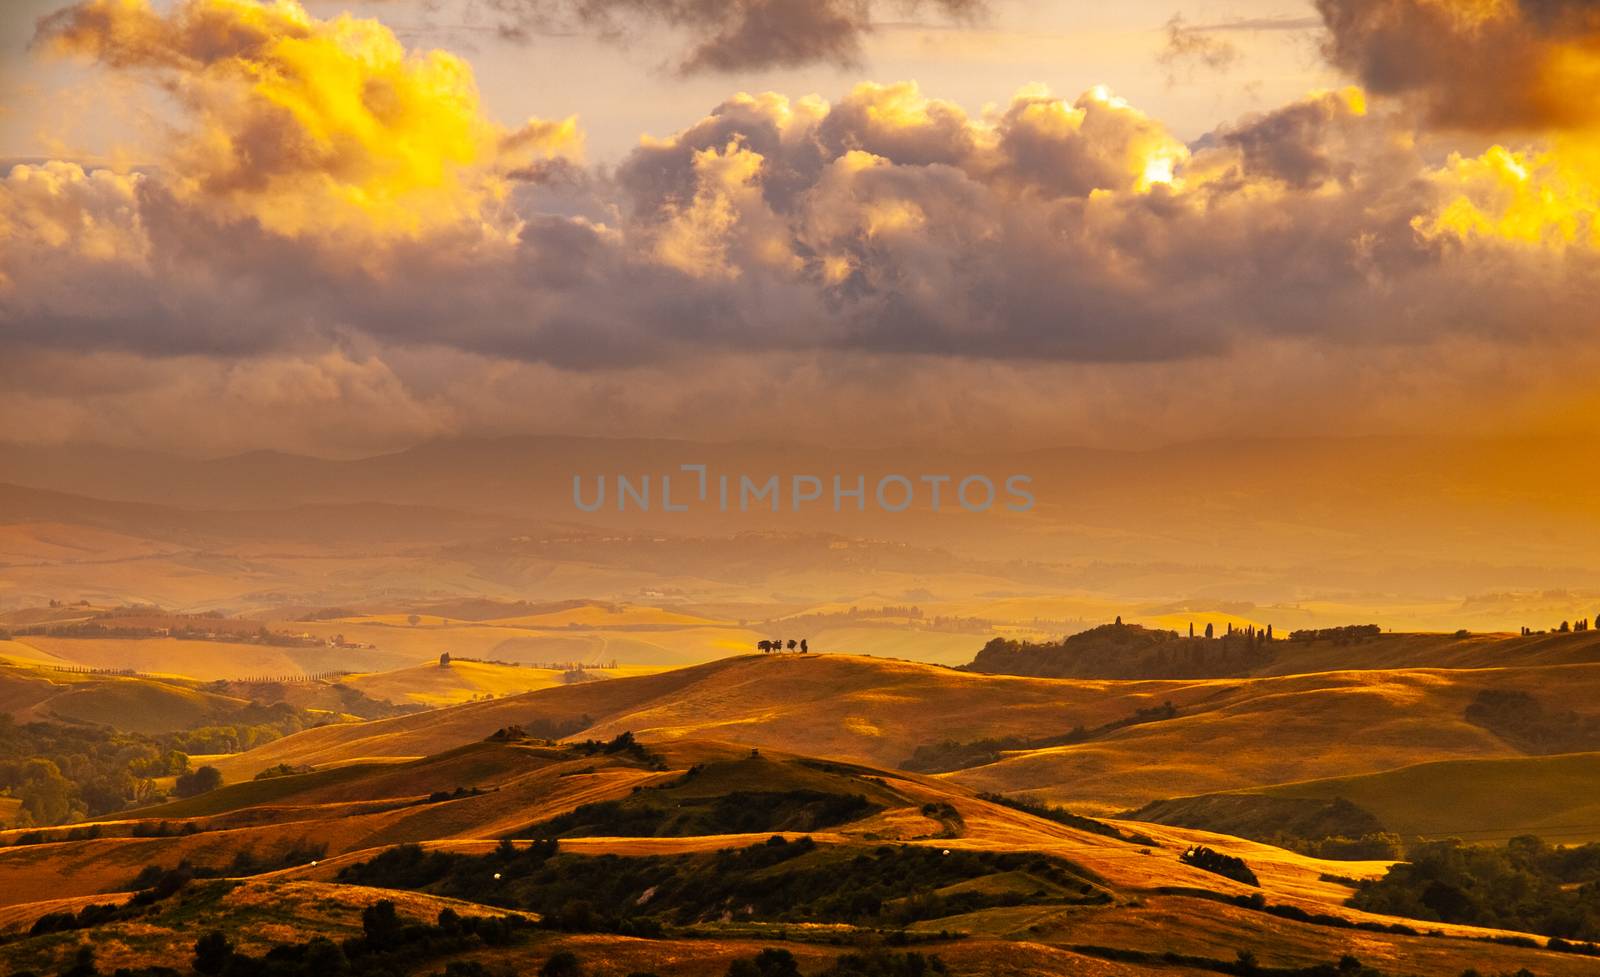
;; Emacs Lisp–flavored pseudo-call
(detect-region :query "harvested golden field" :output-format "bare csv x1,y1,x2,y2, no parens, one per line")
1,733,1592,977
339,659,671,707
0,660,249,733
207,654,1600,816
479,603,723,628
13,635,403,681
290,617,763,668
7,640,1600,976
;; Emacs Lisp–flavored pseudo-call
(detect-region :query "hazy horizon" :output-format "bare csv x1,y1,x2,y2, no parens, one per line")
7,2,1600,968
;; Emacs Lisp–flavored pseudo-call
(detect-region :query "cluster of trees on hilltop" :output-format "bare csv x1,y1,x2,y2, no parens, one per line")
1180,844,1260,886
526,787,876,839
184,899,529,977
1351,836,1600,941
8,619,338,648
340,835,1102,929
965,621,1276,680
724,948,949,977
1287,624,1383,642
1522,614,1600,635
518,947,953,977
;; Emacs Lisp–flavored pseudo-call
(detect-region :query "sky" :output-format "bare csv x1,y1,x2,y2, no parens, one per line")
2,0,1334,162
1,0,1598,457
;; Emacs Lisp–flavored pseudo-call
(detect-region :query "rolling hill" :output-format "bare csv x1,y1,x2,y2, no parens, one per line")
4,643,1600,975
205,653,1600,816
1133,752,1600,845
3,732,1598,976
0,659,256,734
338,659,670,707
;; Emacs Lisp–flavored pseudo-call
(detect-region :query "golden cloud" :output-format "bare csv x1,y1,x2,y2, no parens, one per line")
1418,138,1600,249
5,0,1600,425
35,0,581,246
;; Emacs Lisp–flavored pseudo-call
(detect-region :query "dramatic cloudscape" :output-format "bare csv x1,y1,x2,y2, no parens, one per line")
1,0,1599,454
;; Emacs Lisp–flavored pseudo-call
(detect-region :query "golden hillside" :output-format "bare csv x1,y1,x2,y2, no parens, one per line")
206,653,1600,816
2,734,1595,976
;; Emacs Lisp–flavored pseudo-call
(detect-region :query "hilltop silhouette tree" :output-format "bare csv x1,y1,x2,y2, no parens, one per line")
757,640,771,653
407,614,421,627
727,948,801,977
800,639,808,654
787,639,797,651
193,931,234,975
59,947,96,977
541,950,584,977
362,900,402,945
1204,623,1214,639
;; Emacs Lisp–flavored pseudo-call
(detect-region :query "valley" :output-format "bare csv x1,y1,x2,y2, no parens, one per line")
4,627,1600,975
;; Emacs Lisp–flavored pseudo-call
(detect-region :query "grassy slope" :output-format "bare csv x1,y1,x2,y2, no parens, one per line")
4,739,1598,977
0,876,1219,977
5,635,1600,975
482,604,722,628
0,661,249,734
14,635,407,681
1206,752,1600,843
338,660,668,707
292,618,761,669
1251,631,1600,675
208,655,1186,779
212,654,1600,816
0,640,73,667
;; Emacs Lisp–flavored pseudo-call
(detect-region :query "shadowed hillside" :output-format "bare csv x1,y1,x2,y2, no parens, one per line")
3,729,1599,976
1133,752,1600,845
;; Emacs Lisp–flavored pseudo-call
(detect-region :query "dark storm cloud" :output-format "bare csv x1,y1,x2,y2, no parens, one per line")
1316,0,1600,130
1214,90,1366,188
483,0,987,73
